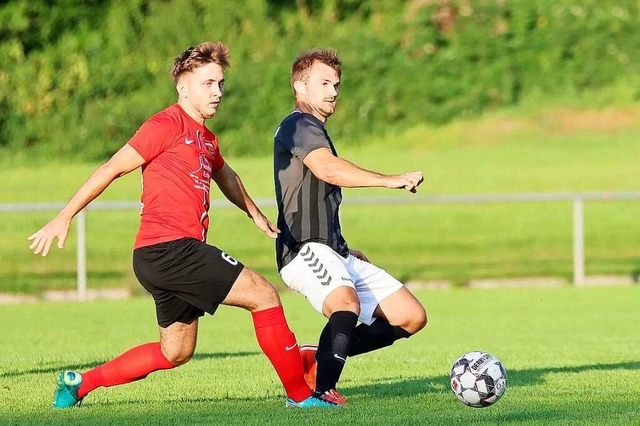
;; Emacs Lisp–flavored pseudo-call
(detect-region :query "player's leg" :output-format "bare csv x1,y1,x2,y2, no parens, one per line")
347,257,427,357
221,266,316,405
63,287,204,405
53,242,209,408
349,287,426,356
130,239,330,407
78,319,196,396
314,286,358,404
159,319,199,365
375,285,427,334
280,242,359,404
53,319,196,408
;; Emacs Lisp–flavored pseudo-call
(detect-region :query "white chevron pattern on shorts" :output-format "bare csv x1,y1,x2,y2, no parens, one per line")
300,245,332,286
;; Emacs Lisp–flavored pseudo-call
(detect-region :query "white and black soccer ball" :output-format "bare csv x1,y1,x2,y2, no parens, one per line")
450,351,507,408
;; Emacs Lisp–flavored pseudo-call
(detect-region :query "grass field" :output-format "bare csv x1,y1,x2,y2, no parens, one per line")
2,105,640,293
1,286,639,425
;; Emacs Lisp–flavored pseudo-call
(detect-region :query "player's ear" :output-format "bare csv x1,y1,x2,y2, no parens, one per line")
177,81,188,99
293,80,306,95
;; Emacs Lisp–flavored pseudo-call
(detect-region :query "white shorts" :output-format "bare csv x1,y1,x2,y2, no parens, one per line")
279,242,403,325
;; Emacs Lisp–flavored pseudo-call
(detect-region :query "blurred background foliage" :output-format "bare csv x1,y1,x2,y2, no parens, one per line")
0,0,638,160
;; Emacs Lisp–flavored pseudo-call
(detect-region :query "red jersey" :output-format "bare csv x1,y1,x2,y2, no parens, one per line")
127,103,225,248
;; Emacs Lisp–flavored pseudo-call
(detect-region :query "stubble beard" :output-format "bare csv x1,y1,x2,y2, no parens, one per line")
321,101,336,119
198,104,218,120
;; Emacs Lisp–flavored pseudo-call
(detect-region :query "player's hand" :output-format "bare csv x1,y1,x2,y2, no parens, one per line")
349,249,370,262
27,216,71,256
386,172,424,193
251,211,281,239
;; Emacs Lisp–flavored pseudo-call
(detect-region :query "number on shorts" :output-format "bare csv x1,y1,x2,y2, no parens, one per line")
221,252,238,266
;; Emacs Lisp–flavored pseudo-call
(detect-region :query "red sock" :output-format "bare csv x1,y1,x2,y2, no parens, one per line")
78,342,175,398
252,306,312,402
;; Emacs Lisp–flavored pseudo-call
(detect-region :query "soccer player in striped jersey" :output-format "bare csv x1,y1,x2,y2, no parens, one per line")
273,48,428,405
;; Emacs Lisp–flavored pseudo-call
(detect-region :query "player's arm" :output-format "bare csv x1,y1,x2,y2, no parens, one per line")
212,162,280,239
28,145,146,256
303,147,424,192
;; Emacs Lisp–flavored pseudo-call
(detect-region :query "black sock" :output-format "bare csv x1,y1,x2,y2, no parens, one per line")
347,319,411,357
315,310,358,394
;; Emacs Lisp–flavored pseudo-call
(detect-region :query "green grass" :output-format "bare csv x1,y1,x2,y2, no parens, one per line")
1,286,639,425
1,105,640,292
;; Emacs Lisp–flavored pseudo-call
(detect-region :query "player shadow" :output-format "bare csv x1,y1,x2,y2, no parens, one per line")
344,360,640,398
0,351,259,378
506,360,640,387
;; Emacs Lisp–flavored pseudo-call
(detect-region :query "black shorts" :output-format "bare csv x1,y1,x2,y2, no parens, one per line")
133,238,244,328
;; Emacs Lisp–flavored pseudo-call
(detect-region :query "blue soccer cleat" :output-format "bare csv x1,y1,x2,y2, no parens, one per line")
52,371,83,408
285,395,342,408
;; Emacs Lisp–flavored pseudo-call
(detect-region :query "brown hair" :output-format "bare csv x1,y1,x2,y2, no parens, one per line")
171,41,230,84
291,48,342,88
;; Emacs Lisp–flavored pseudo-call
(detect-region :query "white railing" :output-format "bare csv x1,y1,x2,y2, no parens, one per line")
3,191,640,299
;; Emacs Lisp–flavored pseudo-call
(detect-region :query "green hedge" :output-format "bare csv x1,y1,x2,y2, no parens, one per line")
0,0,638,159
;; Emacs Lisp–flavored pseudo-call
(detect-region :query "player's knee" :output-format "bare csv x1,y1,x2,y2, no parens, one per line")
398,306,427,335
256,280,280,305
323,300,360,318
323,287,360,317
161,338,195,366
248,271,281,309
164,347,194,366
408,307,428,335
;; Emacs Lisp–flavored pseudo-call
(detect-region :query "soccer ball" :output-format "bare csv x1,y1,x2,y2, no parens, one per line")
450,351,507,408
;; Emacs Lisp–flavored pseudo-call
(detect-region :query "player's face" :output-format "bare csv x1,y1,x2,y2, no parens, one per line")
296,62,340,122
179,62,225,122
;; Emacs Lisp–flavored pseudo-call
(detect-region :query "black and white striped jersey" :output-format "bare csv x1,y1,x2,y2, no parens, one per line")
273,111,349,271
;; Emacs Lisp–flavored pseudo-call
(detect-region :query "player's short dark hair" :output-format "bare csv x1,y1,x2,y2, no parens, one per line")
291,48,342,88
171,41,230,84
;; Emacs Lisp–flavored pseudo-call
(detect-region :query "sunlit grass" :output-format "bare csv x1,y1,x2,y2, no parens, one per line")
1,286,638,425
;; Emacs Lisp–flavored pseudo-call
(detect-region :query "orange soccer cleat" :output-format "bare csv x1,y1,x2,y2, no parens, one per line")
299,344,318,390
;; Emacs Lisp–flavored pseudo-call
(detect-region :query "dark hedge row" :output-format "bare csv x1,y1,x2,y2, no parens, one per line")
0,0,637,159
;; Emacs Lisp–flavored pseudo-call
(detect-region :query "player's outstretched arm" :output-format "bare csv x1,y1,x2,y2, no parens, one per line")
28,145,145,256
303,147,424,192
212,163,280,239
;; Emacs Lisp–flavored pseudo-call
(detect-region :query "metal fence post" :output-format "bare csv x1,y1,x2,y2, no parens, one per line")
573,198,585,286
76,209,87,300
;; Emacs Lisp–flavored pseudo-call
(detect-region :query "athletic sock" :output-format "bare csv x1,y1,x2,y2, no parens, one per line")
78,342,175,398
315,310,358,394
252,305,312,402
347,319,411,357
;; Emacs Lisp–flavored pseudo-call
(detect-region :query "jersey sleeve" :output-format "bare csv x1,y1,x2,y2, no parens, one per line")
277,115,330,160
211,137,225,172
127,113,179,162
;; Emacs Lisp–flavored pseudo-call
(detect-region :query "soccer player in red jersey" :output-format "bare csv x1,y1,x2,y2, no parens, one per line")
28,41,336,409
